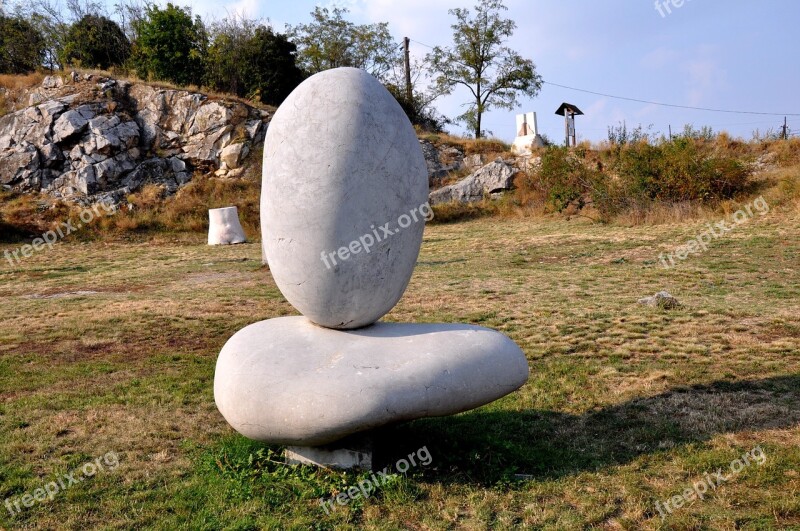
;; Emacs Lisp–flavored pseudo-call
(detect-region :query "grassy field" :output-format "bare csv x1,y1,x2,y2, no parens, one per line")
0,201,799,529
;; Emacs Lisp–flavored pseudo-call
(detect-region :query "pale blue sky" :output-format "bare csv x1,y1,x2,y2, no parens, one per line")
160,1,800,142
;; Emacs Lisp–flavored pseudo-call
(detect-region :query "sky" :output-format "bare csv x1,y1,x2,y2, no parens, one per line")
125,1,800,143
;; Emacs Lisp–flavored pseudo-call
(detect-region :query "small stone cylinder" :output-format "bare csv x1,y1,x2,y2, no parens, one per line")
208,206,247,245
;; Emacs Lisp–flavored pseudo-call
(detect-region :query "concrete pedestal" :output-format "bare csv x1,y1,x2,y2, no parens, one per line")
286,434,373,470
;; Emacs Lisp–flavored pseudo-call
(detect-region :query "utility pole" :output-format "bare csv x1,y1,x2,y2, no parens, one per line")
403,37,412,104
782,116,788,140
669,124,672,141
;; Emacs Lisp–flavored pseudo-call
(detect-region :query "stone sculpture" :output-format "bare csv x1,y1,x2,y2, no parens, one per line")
214,68,529,468
208,206,247,245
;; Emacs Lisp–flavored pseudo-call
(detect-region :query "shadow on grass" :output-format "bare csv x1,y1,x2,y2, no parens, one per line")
376,374,800,486
0,221,35,243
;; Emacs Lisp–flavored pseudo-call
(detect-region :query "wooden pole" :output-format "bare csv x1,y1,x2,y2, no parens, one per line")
669,124,672,141
403,37,412,104
565,112,570,147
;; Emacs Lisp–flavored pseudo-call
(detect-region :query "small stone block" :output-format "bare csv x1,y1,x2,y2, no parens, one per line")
286,437,373,470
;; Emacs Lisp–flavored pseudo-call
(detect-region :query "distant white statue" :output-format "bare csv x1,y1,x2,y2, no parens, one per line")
511,112,545,154
208,206,247,245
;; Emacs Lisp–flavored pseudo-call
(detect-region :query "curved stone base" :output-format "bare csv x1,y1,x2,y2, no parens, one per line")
214,316,529,446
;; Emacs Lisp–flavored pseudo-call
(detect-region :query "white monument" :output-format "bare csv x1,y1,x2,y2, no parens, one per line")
511,111,545,154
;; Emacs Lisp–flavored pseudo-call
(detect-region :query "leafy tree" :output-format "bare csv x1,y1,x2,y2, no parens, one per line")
287,6,398,82
23,0,105,70
61,15,131,69
244,26,305,105
426,0,542,138
131,3,206,86
0,15,46,73
205,17,304,106
385,82,448,132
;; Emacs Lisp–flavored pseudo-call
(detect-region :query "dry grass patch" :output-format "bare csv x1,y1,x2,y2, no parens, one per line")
0,207,798,529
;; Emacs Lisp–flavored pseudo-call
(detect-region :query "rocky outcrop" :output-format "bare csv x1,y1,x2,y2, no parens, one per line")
0,73,270,204
429,158,518,206
419,139,465,185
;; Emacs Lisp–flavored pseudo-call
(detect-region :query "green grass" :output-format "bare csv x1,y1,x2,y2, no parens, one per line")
0,206,799,529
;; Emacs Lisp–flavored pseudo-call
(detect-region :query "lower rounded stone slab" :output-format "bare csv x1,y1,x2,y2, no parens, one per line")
214,316,529,446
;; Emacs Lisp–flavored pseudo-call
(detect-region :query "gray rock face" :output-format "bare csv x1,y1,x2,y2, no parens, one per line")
52,109,90,143
0,73,270,203
419,139,465,185
429,158,517,205
220,142,248,169
214,317,530,446
262,68,428,330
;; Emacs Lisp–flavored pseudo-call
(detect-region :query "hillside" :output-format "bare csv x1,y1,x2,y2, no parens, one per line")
0,72,271,205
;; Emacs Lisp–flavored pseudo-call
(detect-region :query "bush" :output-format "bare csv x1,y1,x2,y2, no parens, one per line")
131,3,206,86
613,137,751,202
61,15,131,70
0,15,45,74
525,146,601,213
204,20,304,106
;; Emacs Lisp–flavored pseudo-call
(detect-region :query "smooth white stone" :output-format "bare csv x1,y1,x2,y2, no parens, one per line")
208,206,246,245
261,68,429,329
214,316,530,446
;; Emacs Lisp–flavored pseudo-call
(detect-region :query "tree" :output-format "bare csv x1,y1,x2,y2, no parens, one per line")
205,18,304,106
426,0,542,138
23,0,105,70
131,3,206,86
0,15,46,73
61,15,131,69
287,6,398,82
244,26,305,105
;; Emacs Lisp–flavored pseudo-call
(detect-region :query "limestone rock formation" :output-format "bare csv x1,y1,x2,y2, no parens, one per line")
429,158,517,205
0,73,270,204
419,139,465,185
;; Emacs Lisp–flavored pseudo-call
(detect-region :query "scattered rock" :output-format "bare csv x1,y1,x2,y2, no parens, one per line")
638,291,681,309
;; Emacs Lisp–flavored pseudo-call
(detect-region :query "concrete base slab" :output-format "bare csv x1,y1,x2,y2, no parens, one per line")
286,435,373,470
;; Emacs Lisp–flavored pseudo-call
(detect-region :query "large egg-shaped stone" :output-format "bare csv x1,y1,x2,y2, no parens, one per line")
261,68,428,329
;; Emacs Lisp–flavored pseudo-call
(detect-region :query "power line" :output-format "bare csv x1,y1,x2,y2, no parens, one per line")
406,38,799,119
544,81,800,116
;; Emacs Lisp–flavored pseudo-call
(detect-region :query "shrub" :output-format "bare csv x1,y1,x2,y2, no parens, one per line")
60,15,131,70
527,146,601,212
0,15,46,74
613,137,751,202
131,3,207,86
